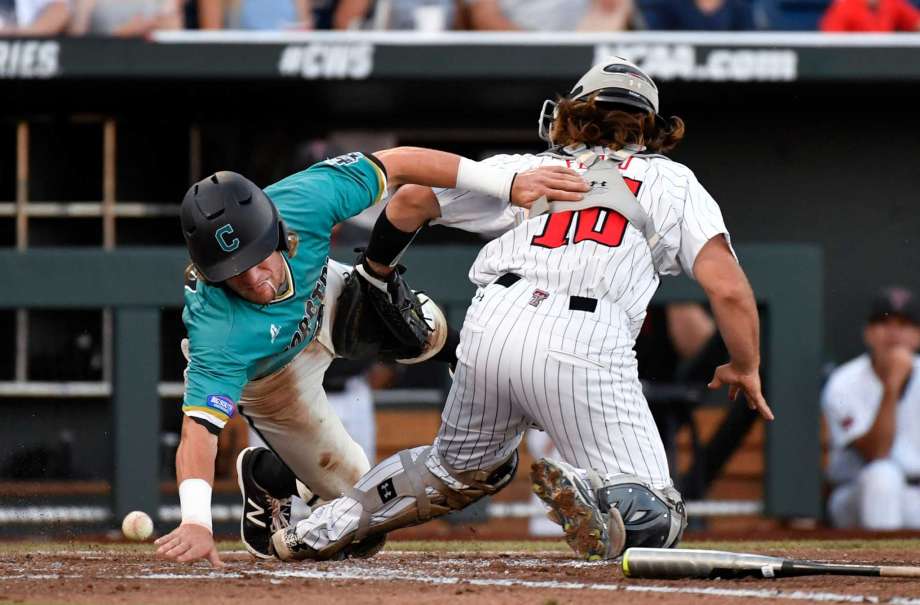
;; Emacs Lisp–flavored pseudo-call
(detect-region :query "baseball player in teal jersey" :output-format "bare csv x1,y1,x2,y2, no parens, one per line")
153,146,588,567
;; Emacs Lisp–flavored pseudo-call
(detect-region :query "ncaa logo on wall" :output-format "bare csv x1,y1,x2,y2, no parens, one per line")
215,224,240,252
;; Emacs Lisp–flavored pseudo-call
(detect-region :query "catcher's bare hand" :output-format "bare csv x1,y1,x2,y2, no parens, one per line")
510,166,588,209
708,363,774,421
155,523,224,567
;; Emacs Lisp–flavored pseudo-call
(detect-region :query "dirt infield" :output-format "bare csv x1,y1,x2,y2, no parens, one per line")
2,540,920,604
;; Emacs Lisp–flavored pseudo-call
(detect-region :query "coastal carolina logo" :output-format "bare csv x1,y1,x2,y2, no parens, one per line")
215,224,240,252
287,264,328,350
205,394,235,417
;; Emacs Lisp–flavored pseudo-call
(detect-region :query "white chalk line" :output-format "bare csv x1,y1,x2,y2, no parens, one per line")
5,561,920,604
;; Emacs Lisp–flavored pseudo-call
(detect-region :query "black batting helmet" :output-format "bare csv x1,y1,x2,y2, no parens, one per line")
180,171,287,283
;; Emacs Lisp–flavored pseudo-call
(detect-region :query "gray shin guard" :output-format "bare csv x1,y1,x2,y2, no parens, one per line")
320,448,518,559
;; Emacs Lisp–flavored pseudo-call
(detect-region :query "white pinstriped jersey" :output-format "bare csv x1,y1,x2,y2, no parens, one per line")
432,146,735,341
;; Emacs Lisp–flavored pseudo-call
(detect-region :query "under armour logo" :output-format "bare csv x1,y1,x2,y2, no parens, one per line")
529,290,549,307
589,181,607,187
377,478,397,503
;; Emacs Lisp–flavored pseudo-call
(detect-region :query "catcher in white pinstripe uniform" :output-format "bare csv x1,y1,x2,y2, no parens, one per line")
272,57,775,562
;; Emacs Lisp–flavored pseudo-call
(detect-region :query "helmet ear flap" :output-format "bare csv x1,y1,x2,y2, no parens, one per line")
277,220,290,253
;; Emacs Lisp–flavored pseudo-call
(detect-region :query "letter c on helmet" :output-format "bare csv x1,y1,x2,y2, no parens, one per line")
215,224,240,252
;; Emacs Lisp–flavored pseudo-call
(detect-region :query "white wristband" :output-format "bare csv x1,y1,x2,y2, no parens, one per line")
456,157,515,202
179,478,213,533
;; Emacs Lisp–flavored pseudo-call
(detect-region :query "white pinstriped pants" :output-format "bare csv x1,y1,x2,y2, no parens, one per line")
437,276,671,486
292,276,673,551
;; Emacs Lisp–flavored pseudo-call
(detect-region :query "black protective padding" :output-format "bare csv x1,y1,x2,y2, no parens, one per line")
365,208,419,268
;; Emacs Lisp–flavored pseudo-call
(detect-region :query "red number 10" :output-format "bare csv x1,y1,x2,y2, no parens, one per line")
531,209,628,249
531,177,641,250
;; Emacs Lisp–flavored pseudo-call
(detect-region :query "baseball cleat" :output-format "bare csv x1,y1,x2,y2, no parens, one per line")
237,446,292,559
271,525,319,561
531,457,618,561
340,533,387,560
271,525,387,562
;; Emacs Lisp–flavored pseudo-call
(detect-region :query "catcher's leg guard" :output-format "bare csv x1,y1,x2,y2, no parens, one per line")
272,446,518,561
531,457,686,561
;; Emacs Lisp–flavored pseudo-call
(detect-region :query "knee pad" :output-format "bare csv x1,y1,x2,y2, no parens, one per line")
595,475,686,550
859,459,906,502
320,448,517,559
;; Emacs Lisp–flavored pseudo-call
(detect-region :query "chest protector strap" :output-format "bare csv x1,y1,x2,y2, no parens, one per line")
529,144,669,271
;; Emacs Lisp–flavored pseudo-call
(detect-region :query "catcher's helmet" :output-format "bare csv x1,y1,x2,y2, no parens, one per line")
180,171,288,283
538,56,662,143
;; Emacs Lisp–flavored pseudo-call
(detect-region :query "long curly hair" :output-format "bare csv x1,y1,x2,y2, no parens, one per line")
550,94,685,154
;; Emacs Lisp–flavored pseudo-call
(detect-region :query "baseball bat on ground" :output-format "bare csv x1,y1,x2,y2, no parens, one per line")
622,548,920,579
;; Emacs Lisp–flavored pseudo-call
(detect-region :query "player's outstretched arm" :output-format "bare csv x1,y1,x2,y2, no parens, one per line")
693,236,774,421
373,146,586,207
155,416,224,567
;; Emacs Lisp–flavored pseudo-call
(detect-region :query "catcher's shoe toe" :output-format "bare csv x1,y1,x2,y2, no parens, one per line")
530,458,610,561
338,533,387,560
237,446,292,559
271,526,319,562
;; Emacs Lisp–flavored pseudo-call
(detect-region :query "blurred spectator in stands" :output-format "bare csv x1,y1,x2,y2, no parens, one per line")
69,0,183,36
0,0,70,35
635,302,733,502
820,0,920,31
822,287,920,529
198,0,312,30
335,0,459,30
642,0,757,30
467,0,637,31
666,302,727,383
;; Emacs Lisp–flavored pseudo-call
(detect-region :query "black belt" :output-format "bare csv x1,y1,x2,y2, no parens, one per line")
494,273,597,313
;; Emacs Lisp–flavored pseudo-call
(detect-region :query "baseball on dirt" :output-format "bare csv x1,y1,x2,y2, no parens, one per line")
121,511,154,541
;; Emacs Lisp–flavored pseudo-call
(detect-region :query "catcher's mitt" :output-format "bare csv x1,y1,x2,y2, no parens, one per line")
332,255,437,361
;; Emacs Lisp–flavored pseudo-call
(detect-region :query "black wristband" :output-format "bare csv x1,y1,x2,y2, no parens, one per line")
508,172,518,202
366,208,420,267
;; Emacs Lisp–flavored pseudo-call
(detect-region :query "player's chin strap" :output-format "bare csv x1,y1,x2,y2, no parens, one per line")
529,143,669,271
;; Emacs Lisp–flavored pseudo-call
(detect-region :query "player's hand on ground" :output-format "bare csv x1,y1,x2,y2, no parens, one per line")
708,363,774,421
155,523,224,567
510,166,588,208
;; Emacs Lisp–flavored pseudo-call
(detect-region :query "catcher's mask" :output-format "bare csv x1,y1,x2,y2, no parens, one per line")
537,56,664,145
180,171,289,283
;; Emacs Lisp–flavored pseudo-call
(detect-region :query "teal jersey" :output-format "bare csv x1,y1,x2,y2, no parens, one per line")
181,152,386,431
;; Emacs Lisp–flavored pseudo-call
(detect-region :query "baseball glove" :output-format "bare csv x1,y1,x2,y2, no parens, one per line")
332,253,433,361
